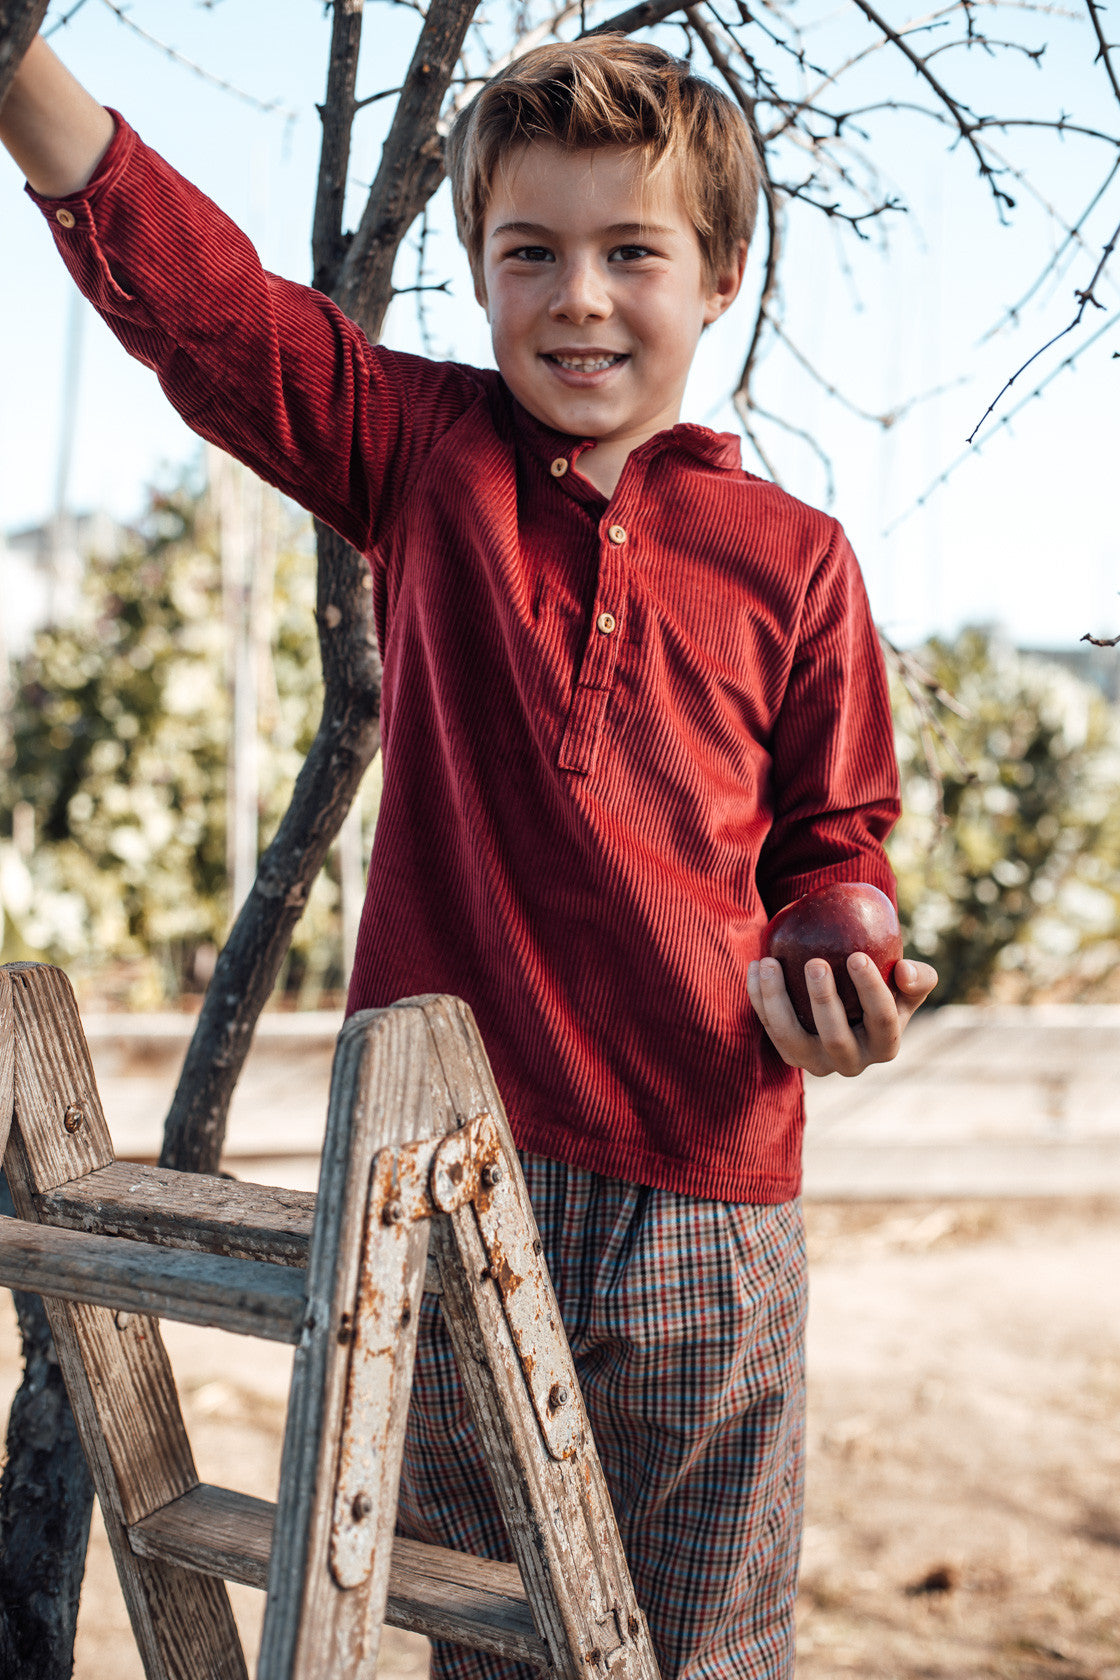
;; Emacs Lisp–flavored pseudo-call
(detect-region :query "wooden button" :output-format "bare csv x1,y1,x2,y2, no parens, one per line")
607,525,627,545
596,611,617,635
550,457,568,477
55,208,77,229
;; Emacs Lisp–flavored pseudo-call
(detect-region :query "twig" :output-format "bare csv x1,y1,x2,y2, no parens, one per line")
96,0,297,118
845,0,1015,215
885,306,1120,529
42,0,89,38
965,212,1120,441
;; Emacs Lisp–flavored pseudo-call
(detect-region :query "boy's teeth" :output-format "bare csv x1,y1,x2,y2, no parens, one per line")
552,354,620,371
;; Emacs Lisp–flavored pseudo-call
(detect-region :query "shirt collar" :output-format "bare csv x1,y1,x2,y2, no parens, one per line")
507,392,742,481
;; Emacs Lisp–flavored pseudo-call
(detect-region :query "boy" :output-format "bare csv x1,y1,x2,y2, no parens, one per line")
1,33,936,1680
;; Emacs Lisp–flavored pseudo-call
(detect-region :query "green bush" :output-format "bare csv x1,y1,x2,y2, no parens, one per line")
0,475,378,1006
889,628,1120,1003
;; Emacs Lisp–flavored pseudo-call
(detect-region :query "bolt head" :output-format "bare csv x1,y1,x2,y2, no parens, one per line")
481,1162,503,1188
351,1491,373,1522
63,1103,84,1133
382,1200,405,1225
549,1382,570,1410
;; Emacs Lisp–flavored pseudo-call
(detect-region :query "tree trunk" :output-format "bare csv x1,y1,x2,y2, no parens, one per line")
0,0,48,110
0,1179,94,1679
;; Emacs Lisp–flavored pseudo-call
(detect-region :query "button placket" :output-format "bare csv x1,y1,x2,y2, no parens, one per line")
556,531,630,775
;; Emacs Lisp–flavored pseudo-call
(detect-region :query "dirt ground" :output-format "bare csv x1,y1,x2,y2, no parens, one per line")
2,1194,1119,1680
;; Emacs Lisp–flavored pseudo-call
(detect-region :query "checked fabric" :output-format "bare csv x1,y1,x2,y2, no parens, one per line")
396,1153,807,1680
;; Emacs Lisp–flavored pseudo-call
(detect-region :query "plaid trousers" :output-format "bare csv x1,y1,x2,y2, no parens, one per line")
395,1153,807,1680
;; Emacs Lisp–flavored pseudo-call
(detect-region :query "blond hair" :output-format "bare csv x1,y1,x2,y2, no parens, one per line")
447,37,760,288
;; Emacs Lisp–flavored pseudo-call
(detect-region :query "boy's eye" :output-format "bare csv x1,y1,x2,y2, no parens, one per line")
611,244,653,262
509,245,554,263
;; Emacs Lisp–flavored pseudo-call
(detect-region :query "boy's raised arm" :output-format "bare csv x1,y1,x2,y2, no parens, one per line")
0,36,114,196
1,39,484,560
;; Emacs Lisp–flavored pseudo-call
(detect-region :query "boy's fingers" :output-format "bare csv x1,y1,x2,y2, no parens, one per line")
806,960,866,1077
748,958,834,1076
892,958,939,1027
845,953,901,1063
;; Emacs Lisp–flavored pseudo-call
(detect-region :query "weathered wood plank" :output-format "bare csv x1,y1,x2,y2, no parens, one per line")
129,1484,547,1663
5,963,248,1680
40,1162,446,1291
387,1537,545,1662
0,1215,307,1342
130,1483,274,1589
258,1004,442,1680
6,962,115,1189
0,968,13,1168
40,1161,315,1267
422,995,661,1680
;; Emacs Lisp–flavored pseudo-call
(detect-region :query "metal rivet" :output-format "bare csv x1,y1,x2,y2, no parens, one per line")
400,1303,412,1328
351,1492,372,1522
481,1163,503,1188
588,1650,602,1667
628,1616,640,1638
115,1311,133,1330
337,1312,353,1345
382,1200,405,1225
549,1382,570,1410
532,1238,543,1255
63,1103,84,1133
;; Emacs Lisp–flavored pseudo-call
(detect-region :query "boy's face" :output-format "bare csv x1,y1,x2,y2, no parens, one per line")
479,144,745,482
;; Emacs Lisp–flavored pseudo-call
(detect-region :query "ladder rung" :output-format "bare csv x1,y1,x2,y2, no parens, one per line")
0,1215,307,1342
38,1161,315,1267
38,1159,445,1294
129,1484,548,1667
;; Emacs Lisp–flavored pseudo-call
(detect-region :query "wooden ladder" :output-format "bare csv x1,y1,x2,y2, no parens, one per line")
0,962,662,1680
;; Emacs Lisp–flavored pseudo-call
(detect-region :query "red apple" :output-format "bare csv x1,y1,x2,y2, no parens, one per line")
761,882,903,1034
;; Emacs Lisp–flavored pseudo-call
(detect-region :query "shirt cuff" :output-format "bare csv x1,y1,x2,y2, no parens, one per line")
24,108,135,222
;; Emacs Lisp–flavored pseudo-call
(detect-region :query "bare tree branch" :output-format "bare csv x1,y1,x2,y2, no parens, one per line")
338,0,479,336
846,0,1016,213
886,305,1120,529
95,0,296,118
582,0,689,35
313,0,365,295
965,210,1120,440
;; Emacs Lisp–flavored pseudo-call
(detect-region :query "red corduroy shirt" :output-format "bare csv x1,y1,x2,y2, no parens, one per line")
32,117,901,1201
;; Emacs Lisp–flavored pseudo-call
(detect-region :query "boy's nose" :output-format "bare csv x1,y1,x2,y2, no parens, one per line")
549,259,610,323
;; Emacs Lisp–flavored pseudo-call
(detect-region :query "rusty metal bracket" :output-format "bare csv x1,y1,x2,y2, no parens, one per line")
452,1113,583,1463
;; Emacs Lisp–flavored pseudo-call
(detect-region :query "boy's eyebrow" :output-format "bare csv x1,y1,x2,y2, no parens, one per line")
489,220,677,240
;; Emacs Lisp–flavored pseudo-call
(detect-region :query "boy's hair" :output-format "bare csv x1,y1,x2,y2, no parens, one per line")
447,37,760,289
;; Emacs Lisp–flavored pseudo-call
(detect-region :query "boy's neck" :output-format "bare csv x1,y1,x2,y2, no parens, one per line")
576,439,630,499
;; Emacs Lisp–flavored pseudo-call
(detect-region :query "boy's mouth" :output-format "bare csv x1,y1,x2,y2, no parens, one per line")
543,352,628,373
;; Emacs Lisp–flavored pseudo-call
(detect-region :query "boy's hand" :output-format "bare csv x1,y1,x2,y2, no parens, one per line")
747,952,938,1078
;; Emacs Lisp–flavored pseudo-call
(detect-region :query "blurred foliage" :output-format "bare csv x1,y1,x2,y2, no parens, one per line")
889,627,1120,1004
0,474,379,1008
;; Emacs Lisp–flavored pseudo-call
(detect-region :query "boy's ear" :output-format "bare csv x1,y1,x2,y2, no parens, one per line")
703,238,749,326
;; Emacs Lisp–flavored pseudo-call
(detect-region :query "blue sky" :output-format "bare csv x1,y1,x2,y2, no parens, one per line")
1,0,1117,649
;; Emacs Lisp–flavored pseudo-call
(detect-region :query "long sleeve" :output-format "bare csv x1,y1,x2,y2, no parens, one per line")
754,519,900,916
27,114,486,555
